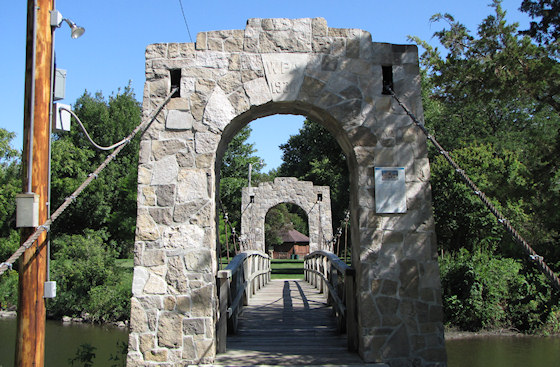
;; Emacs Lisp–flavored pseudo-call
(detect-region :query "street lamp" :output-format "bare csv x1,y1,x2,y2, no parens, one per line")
50,10,85,39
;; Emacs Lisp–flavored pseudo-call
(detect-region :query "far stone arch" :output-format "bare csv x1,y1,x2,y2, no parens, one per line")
240,177,333,252
130,17,447,367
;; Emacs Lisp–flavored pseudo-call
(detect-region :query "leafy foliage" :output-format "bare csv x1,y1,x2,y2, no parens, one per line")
48,229,131,323
520,0,560,44
414,0,560,332
0,269,18,310
0,130,21,310
440,249,560,332
440,249,524,330
431,144,533,254
50,87,141,257
278,120,349,227
0,129,20,237
219,126,265,229
265,203,309,249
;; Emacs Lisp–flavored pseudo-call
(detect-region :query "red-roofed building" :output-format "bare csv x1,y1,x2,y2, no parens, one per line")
273,229,310,259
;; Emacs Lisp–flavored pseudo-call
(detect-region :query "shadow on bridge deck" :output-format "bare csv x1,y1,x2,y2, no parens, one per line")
214,279,379,366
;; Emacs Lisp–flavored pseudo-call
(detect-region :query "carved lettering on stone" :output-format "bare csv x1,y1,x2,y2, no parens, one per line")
262,53,309,101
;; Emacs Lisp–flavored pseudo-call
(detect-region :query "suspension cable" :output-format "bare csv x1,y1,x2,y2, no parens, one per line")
0,88,178,276
388,88,560,291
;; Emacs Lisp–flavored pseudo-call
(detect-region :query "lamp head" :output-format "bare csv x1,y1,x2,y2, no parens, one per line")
64,19,85,39
50,10,85,39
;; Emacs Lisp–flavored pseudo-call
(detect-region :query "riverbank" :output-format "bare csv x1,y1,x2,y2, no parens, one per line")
0,310,127,328
3,309,556,339
444,326,559,340
0,310,15,318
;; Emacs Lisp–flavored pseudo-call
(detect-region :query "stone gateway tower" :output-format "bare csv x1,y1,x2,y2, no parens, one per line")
241,177,333,253
129,18,446,366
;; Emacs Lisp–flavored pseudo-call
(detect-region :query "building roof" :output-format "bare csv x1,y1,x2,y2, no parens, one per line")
280,229,309,243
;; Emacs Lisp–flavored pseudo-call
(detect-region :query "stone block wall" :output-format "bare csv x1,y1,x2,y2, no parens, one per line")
129,17,446,367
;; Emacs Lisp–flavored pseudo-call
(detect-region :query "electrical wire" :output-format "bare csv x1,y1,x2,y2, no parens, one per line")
59,107,128,151
178,0,193,43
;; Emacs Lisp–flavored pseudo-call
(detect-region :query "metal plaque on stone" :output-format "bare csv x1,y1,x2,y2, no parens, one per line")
374,167,407,213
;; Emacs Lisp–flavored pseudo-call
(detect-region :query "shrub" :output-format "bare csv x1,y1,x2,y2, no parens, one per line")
48,229,130,322
0,269,18,310
439,248,525,330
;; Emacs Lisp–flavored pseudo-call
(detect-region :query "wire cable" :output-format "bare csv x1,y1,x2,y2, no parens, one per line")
178,0,193,43
0,88,178,276
388,87,560,291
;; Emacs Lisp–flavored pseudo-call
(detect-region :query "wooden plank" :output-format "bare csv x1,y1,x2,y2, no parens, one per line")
215,279,364,366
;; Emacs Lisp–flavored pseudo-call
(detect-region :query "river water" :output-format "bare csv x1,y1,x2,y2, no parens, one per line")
1,317,559,366
447,335,560,367
0,318,128,366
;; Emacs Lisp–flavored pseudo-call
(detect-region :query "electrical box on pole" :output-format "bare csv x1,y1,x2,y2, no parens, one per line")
15,193,40,227
53,103,71,132
53,68,66,101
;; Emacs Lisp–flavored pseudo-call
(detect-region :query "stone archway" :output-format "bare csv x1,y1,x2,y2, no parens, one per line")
129,18,446,366
240,177,332,252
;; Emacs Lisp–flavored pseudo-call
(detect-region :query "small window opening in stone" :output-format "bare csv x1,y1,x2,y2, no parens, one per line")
250,195,255,203
170,69,181,98
317,193,323,202
382,65,393,95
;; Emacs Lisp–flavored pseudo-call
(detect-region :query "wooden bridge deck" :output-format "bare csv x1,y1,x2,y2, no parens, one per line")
214,279,369,366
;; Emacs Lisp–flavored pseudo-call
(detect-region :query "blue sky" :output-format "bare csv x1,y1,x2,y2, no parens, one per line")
0,0,530,170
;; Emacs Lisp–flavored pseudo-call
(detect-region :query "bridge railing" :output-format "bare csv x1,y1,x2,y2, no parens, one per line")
216,250,271,353
304,250,358,351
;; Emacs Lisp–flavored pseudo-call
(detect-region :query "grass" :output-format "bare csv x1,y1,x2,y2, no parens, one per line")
271,259,304,280
117,256,349,279
219,257,305,279
115,259,134,269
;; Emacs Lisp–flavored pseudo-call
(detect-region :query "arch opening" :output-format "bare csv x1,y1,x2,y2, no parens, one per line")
265,203,309,260
215,103,356,265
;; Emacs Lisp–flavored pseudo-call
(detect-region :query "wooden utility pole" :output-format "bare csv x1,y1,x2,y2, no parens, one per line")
16,0,54,366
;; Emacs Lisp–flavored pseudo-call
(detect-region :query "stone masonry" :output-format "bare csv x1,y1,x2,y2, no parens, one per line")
241,177,332,252
129,18,446,366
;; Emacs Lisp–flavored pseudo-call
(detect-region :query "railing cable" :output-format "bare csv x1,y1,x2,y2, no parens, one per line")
388,87,560,291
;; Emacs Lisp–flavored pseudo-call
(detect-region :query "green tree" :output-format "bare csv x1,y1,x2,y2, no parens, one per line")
50,87,141,257
219,126,265,229
278,120,349,228
440,249,525,330
412,0,560,332
412,0,560,253
48,229,131,322
520,0,560,44
0,129,20,237
431,144,533,255
0,129,21,309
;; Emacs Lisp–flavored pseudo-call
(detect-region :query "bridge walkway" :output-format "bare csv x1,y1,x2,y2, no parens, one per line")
214,278,367,366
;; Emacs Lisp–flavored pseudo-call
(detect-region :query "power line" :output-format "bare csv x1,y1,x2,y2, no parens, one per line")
178,0,193,43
